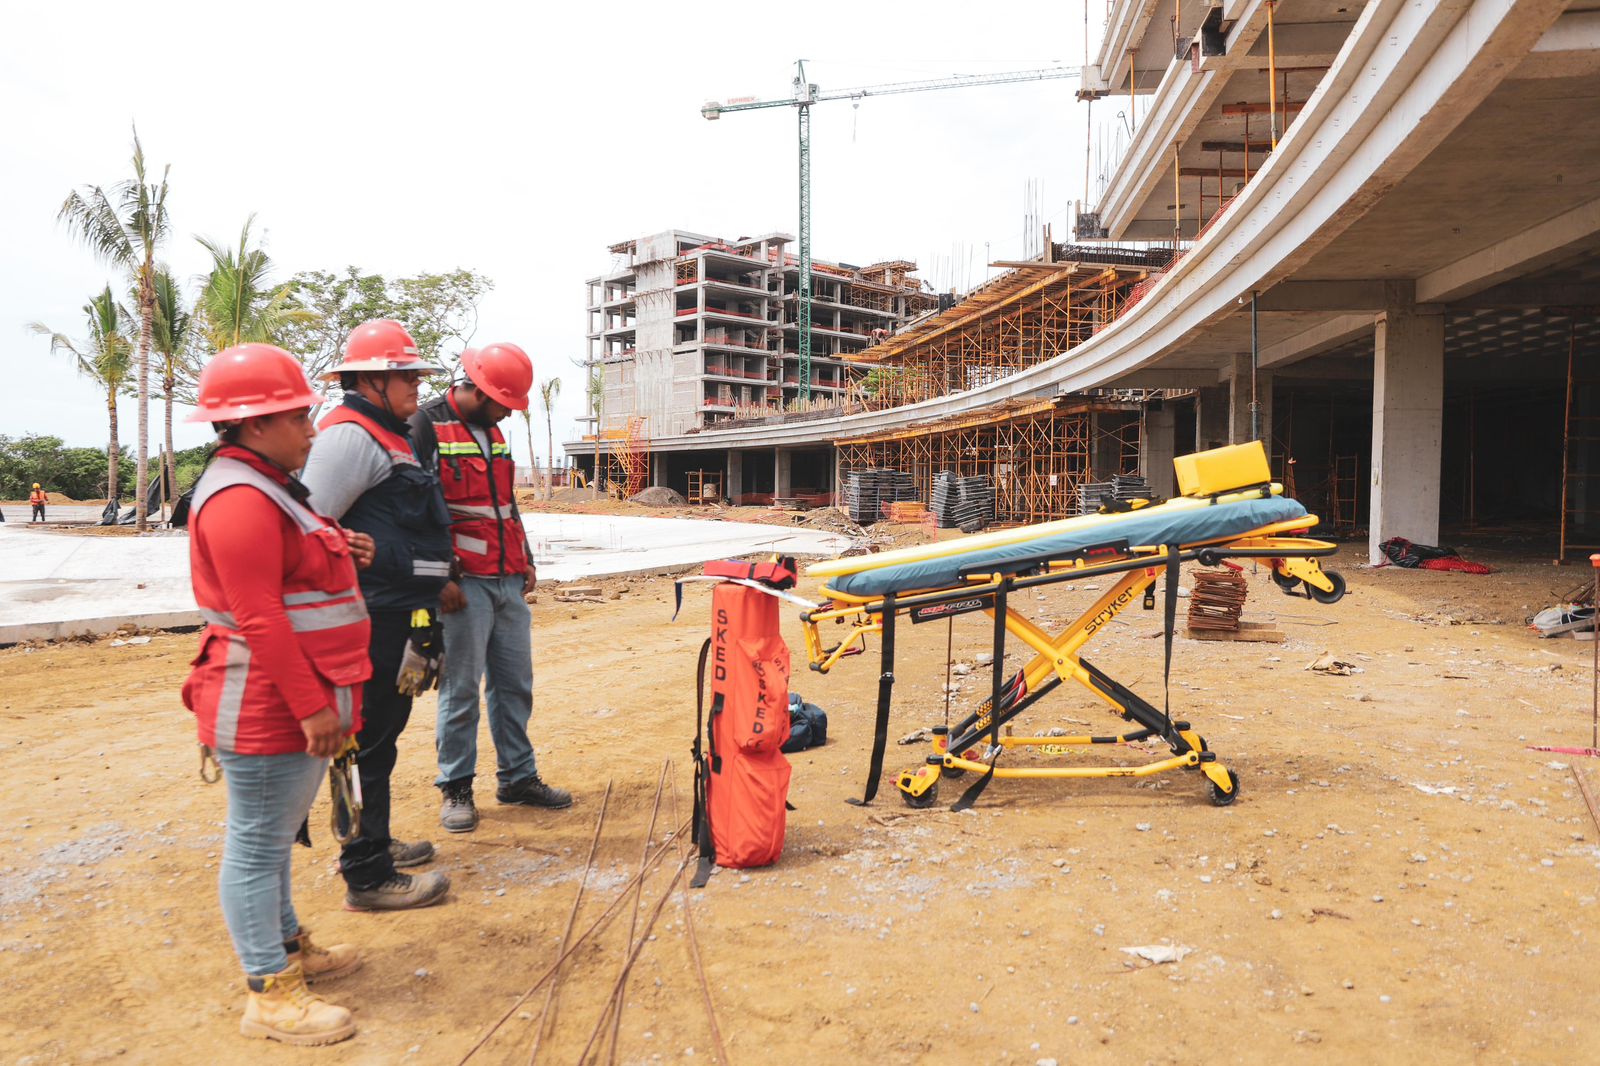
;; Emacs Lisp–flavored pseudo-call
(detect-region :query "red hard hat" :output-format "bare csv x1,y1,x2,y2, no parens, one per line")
461,342,532,410
187,344,323,423
322,319,441,380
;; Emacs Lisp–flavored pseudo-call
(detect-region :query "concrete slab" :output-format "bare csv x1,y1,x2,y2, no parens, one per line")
0,514,855,644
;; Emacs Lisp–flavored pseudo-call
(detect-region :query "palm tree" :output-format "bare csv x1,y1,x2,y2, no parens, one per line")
58,126,171,530
518,406,539,497
151,267,192,512
539,377,561,501
29,286,134,502
194,215,315,351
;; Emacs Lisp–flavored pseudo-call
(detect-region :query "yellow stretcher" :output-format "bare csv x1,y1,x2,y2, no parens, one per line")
799,442,1345,811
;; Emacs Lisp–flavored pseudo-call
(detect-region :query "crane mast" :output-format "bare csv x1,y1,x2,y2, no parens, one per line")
703,61,1080,403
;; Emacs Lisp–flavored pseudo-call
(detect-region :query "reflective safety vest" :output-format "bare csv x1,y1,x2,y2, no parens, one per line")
317,401,454,611
183,456,372,754
416,392,529,577
29,490,46,506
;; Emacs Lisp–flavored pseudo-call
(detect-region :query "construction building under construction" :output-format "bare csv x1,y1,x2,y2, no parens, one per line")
566,0,1600,563
583,229,937,436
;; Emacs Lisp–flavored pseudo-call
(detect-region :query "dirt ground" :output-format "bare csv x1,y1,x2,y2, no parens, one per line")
3,529,1600,1064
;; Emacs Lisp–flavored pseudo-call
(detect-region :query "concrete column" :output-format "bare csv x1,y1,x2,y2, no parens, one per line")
1369,309,1444,563
727,450,743,503
1227,353,1273,447
1142,406,1178,498
1196,385,1230,453
651,452,667,489
774,448,793,499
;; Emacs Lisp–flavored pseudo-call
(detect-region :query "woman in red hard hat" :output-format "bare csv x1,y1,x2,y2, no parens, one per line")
183,343,377,1046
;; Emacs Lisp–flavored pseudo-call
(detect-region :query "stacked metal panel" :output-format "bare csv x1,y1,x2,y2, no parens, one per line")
1076,474,1153,515
931,471,995,530
844,469,919,524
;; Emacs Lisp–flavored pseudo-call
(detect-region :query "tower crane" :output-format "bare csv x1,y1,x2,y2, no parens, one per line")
702,60,1080,400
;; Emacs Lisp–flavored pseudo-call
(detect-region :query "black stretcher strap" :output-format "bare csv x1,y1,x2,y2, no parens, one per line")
1162,544,1179,736
691,638,717,888
953,576,1010,812
848,592,897,806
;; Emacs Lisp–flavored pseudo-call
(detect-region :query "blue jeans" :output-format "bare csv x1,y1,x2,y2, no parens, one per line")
215,749,327,976
436,574,537,790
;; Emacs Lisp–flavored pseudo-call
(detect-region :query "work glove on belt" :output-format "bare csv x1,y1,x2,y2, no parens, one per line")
396,607,445,696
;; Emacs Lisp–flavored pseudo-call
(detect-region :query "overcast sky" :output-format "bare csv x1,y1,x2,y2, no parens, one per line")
1,0,1095,470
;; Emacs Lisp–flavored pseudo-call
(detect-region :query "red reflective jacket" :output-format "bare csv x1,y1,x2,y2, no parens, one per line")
415,391,529,577
183,448,371,755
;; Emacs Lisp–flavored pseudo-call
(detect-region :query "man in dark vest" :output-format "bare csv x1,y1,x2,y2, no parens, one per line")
301,319,453,911
411,342,570,833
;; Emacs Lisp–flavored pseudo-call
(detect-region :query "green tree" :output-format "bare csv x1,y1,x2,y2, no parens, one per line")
58,125,172,530
28,285,134,502
277,267,493,393
195,215,315,352
539,377,561,501
392,269,493,383
0,435,135,500
150,267,194,509
277,267,395,383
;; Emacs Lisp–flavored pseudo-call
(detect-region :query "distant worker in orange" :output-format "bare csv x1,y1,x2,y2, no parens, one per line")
183,344,378,1046
29,483,46,522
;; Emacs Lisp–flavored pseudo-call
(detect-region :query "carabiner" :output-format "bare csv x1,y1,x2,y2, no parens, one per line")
199,743,222,784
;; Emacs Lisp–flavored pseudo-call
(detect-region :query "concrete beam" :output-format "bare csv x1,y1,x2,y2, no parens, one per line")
1101,367,1226,390
1256,280,1406,312
1259,314,1375,368
1445,281,1600,310
1416,198,1600,304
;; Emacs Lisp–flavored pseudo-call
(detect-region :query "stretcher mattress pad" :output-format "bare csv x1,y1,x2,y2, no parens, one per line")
823,495,1308,598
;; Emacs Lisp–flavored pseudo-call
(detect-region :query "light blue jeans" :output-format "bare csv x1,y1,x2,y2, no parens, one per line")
215,749,327,976
436,574,537,790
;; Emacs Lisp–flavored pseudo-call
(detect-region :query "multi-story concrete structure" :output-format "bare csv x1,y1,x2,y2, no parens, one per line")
583,229,936,438
570,0,1599,563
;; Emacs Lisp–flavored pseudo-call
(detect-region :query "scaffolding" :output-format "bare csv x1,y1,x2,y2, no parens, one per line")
685,470,724,505
833,398,1140,526
597,416,652,498
844,261,1156,410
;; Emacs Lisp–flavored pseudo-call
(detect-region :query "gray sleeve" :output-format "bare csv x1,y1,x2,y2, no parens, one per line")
300,422,393,520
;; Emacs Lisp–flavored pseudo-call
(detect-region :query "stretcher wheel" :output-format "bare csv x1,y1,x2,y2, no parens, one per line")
1209,770,1240,807
902,781,940,809
1270,568,1301,593
940,762,967,780
1308,570,1346,604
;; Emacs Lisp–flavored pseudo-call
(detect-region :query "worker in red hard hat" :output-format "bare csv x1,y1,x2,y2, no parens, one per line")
182,343,377,1046
300,319,453,913
410,342,571,833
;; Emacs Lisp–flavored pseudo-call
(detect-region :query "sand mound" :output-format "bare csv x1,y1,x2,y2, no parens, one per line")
628,485,687,506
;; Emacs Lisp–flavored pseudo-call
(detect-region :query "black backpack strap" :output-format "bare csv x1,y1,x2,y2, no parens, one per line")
691,637,717,888
847,592,897,806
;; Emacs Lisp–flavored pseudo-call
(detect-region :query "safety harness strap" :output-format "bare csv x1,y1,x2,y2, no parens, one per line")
691,638,717,888
847,591,897,806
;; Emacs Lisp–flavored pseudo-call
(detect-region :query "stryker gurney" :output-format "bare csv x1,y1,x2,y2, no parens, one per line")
799,442,1345,811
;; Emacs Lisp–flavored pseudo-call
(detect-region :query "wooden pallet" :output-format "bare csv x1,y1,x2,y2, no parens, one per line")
1187,620,1285,643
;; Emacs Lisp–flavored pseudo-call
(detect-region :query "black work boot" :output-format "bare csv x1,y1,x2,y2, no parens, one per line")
497,773,573,810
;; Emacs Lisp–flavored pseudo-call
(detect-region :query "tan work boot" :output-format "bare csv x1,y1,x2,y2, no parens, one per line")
284,927,362,983
344,870,450,912
239,961,355,1046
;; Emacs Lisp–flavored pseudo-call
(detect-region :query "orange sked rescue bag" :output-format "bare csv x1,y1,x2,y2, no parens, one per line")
691,579,793,887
